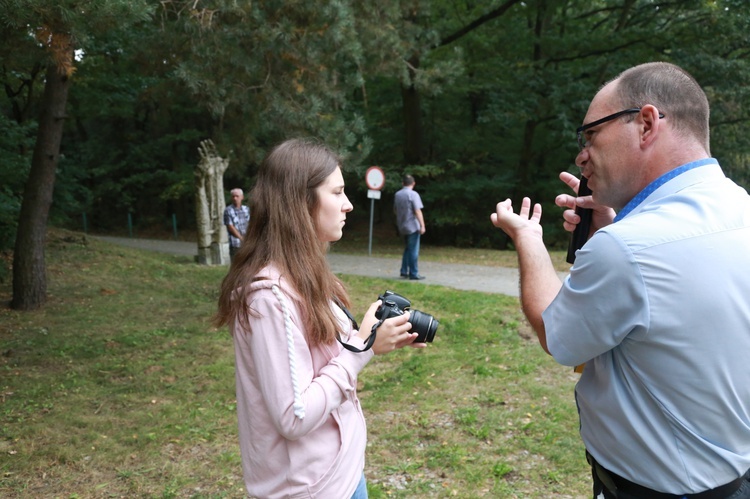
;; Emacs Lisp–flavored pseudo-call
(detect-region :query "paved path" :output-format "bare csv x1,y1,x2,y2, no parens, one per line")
92,236,568,297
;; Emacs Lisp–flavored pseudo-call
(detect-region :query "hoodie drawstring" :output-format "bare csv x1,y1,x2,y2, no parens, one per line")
271,285,305,419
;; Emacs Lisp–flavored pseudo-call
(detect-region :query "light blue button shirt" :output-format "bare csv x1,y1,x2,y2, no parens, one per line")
543,161,750,493
394,187,424,235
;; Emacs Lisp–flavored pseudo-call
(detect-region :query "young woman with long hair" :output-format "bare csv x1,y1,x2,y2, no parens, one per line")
215,138,424,498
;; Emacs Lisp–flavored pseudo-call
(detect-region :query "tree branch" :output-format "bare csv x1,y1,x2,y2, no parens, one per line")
439,0,522,47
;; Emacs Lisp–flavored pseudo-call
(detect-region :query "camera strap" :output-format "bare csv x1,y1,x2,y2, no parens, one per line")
335,302,377,353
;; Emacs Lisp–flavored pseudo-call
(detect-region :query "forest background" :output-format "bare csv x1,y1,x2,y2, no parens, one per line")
2,0,750,309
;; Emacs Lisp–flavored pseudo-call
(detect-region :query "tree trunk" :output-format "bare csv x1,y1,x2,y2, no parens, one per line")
402,55,425,165
515,119,537,200
12,61,71,310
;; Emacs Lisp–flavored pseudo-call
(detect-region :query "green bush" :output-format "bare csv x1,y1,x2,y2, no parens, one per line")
0,115,35,252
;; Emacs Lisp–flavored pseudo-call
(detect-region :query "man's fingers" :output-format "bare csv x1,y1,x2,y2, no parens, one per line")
559,171,581,192
561,208,580,233
530,202,542,223
492,197,542,224
518,197,532,218
496,199,512,212
555,193,577,210
490,199,512,227
520,198,543,223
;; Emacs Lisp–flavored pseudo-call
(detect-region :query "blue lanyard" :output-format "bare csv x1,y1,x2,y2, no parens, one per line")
614,158,718,222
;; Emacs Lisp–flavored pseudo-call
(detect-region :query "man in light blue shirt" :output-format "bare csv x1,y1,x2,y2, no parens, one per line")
490,62,750,498
394,175,426,280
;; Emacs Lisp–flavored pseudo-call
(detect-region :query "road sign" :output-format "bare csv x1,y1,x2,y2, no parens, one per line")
365,166,385,190
365,167,385,256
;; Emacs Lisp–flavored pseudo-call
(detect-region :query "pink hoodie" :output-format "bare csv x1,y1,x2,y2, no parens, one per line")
232,265,374,498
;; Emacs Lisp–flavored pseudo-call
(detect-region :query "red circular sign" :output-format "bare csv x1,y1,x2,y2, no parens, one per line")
365,166,385,190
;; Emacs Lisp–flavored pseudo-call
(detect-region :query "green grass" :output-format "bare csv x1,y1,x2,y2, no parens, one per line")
329,221,572,272
0,229,588,498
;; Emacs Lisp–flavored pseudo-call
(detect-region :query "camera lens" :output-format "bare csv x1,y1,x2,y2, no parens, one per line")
409,310,439,343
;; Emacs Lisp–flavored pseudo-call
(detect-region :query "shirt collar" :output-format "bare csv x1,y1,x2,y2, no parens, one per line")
614,158,719,222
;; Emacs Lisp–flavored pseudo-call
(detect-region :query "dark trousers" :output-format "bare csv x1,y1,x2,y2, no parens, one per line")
588,452,750,499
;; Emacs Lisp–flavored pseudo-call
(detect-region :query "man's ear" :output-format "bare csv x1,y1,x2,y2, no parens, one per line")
639,105,662,149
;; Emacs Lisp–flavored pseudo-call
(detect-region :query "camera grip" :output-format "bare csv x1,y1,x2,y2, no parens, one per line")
565,176,593,264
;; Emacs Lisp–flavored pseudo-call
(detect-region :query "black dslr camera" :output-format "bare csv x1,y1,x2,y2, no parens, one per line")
375,290,439,343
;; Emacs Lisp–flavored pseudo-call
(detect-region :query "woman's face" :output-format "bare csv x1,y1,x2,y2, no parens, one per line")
315,167,353,242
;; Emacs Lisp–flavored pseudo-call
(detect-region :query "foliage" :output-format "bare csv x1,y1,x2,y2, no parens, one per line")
1,0,157,310
165,0,376,174
61,28,208,231
0,116,36,252
2,0,750,251
360,0,750,248
0,230,586,497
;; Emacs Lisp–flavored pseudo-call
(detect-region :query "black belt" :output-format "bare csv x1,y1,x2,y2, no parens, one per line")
587,451,748,499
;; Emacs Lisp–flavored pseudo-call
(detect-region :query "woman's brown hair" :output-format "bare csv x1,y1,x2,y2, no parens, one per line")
213,138,351,347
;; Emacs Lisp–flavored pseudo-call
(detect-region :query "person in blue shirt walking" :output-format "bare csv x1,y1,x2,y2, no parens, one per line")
394,174,426,280
490,62,750,498
224,188,250,260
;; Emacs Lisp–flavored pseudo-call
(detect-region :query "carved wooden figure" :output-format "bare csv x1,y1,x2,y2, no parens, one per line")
195,139,230,265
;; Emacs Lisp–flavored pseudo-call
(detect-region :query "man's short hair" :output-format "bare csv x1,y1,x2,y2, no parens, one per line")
614,62,710,153
402,174,415,186
230,188,244,196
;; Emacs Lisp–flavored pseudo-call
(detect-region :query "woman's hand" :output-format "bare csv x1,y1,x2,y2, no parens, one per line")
359,301,427,354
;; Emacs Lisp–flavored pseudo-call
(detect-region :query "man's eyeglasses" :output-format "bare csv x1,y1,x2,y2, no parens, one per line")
576,107,665,150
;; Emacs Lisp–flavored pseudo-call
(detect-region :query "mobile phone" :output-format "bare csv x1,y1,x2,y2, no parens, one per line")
565,176,593,264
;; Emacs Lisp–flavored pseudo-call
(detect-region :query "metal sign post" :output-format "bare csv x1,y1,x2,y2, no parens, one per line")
365,166,385,256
